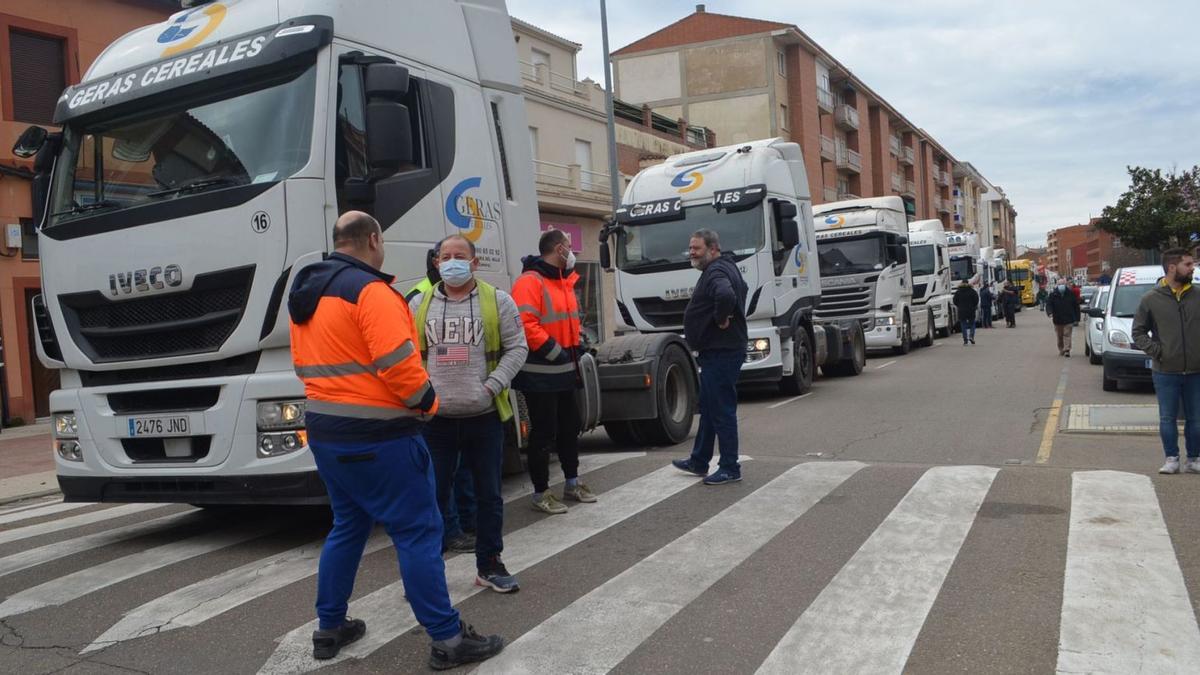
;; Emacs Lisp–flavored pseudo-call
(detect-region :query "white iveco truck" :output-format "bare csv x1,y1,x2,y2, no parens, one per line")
597,138,865,424
907,220,953,337
14,0,696,503
812,196,932,353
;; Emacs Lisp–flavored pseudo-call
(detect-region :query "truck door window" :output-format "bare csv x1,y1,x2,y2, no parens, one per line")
335,63,370,207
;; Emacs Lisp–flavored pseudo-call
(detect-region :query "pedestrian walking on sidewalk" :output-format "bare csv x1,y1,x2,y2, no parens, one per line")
1131,249,1200,475
512,229,594,514
412,234,528,594
289,212,504,669
1045,282,1081,357
952,281,979,344
1002,283,1020,327
979,283,994,328
672,229,749,486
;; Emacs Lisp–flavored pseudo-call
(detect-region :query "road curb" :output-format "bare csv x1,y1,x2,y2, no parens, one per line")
0,487,62,507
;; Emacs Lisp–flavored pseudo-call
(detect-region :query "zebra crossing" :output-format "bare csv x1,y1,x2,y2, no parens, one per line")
1,453,1198,674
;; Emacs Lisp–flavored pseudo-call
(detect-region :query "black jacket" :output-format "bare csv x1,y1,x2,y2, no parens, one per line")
684,254,748,352
953,285,979,320
1132,282,1200,373
1045,289,1080,326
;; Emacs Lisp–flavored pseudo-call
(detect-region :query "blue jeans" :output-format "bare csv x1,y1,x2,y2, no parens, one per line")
961,318,976,341
981,305,993,327
310,434,460,641
444,460,476,537
690,349,742,474
1151,371,1200,459
423,413,505,571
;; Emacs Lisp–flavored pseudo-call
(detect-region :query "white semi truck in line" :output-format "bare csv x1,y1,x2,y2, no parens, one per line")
812,196,933,353
13,0,700,503
907,220,954,338
597,139,866,422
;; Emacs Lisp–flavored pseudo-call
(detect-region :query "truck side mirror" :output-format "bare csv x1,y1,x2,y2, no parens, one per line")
890,244,908,265
12,125,47,158
599,240,611,269
364,64,414,174
1086,307,1104,318
773,200,800,249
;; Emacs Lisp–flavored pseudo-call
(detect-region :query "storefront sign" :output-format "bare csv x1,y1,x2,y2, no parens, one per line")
540,222,583,253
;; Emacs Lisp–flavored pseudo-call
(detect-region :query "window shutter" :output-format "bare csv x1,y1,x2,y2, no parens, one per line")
9,29,67,125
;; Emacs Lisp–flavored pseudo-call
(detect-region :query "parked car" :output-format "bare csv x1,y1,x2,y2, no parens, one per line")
1084,285,1110,365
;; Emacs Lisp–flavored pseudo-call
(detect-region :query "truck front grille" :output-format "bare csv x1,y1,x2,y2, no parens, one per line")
632,297,690,329
59,266,254,363
814,284,873,321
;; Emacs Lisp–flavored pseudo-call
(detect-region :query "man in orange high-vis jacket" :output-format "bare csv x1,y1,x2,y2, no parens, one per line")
511,229,596,515
288,212,504,670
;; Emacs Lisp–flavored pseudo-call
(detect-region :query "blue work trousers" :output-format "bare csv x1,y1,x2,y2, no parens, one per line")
689,348,743,474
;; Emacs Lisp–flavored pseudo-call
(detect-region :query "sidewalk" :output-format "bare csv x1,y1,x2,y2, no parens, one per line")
0,422,59,504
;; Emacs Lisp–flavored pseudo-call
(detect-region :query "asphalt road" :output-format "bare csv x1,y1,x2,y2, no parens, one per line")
2,314,1197,674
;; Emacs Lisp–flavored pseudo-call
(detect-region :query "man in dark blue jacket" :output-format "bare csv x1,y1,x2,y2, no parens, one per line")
673,229,749,485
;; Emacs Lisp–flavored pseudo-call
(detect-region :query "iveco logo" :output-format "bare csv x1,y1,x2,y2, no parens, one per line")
108,265,184,296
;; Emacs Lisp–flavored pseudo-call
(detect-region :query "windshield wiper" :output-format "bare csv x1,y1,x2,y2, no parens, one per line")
148,176,247,199
52,200,122,218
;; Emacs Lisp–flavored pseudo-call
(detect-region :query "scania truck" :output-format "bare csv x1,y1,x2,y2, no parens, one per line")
14,0,698,503
597,138,866,416
907,220,953,337
812,196,932,353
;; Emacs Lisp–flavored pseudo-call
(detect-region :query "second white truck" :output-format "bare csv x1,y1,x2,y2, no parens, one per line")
908,220,953,338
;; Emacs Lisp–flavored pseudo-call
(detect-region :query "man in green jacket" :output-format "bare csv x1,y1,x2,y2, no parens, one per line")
1132,248,1200,474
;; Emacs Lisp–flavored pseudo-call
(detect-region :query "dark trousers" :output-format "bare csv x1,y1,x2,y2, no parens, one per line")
310,435,460,641
689,348,743,474
981,304,993,327
523,389,581,493
445,460,476,536
961,318,976,342
424,413,504,571
1004,305,1016,326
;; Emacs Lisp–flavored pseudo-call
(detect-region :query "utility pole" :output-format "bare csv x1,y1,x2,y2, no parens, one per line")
599,0,621,212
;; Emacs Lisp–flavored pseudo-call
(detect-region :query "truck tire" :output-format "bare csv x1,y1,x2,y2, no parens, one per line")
632,345,696,446
823,322,866,377
917,309,935,347
604,421,647,447
892,312,912,355
780,328,814,395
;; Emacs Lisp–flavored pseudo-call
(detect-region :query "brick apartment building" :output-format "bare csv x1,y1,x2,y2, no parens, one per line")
1046,218,1116,280
610,4,1017,255
0,0,176,425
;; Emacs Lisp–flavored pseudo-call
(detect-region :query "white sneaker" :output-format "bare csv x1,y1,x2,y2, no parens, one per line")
1160,457,1181,474
1186,459,1200,474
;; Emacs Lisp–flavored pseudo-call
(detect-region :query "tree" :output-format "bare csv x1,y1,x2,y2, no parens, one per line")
1095,166,1200,251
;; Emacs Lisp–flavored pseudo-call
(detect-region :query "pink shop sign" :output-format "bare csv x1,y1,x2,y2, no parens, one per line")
540,222,584,252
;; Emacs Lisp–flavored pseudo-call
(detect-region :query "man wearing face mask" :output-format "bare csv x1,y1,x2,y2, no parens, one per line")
511,229,593,514
1045,281,1081,357
411,235,528,593
673,229,749,486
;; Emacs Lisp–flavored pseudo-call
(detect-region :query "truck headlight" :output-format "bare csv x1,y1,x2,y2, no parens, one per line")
56,440,83,462
53,412,78,439
1108,330,1132,349
257,400,308,458
874,315,896,328
745,338,771,363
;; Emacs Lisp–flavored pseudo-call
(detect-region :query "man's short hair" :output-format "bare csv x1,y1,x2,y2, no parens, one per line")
691,229,720,250
539,229,569,255
332,212,381,249
1162,247,1192,273
438,234,476,257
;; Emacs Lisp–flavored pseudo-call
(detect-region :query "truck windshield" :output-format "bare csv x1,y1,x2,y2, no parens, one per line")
817,233,885,276
1009,269,1031,281
617,203,764,272
48,65,316,229
950,257,975,282
1110,283,1155,318
910,244,935,277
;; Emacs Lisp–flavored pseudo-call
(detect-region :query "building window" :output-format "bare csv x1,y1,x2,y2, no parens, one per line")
529,126,539,159
7,28,67,124
778,103,788,131
20,217,37,260
531,48,550,71
777,50,786,76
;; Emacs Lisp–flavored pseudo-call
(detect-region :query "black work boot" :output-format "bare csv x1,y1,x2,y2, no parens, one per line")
428,622,506,670
312,617,366,660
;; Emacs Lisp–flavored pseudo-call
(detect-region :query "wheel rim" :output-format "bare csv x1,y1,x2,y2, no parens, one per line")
797,337,813,383
663,362,689,423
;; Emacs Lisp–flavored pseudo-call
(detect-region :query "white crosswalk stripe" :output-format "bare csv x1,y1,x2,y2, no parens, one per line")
475,461,865,674
0,501,90,525
1057,471,1200,673
0,503,165,546
757,465,999,674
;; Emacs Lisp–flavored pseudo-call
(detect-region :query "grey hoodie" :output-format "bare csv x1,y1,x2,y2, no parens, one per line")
409,283,528,417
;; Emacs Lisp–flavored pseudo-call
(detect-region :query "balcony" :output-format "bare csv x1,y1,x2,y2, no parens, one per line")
932,195,942,212
900,146,915,166
835,145,862,174
520,60,591,102
817,86,835,113
902,180,917,198
938,170,951,188
834,103,859,131
889,135,901,157
533,159,611,199
819,135,836,161
823,187,838,203
891,173,903,192
935,195,951,214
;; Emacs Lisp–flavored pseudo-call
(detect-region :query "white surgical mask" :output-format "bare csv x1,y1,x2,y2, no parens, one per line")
439,259,473,287
565,250,576,270
1057,284,1066,293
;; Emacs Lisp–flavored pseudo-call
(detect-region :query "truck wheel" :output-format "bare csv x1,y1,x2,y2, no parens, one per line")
604,421,647,447
917,310,935,347
892,313,912,355
1102,375,1118,392
633,345,697,446
823,322,866,377
780,328,814,395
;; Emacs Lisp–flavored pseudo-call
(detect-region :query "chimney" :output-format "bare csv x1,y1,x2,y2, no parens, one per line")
696,4,706,12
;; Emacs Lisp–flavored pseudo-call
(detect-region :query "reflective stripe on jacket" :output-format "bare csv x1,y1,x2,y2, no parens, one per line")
288,253,437,442
511,255,581,392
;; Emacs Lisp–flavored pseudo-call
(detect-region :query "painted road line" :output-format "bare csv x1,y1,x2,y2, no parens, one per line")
1036,362,1070,464
767,393,812,410
1057,471,1200,673
257,459,751,674
757,465,998,675
0,497,67,518
0,503,165,546
0,500,90,525
0,523,274,618
82,452,645,655
475,461,865,674
875,360,897,370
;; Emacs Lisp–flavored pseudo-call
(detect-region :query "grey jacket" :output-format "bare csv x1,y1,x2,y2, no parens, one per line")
1132,282,1200,374
410,284,528,417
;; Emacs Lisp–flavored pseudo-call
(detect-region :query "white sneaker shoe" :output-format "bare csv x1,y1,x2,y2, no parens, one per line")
1185,459,1200,474
1160,457,1181,474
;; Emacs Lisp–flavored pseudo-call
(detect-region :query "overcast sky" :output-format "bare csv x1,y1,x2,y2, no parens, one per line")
506,0,1200,246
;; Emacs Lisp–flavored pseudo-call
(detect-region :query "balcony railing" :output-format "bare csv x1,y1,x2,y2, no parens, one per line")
889,135,901,156
932,195,943,212
819,135,836,161
533,159,611,196
901,146,915,166
823,187,838,203
937,197,952,214
838,191,861,201
938,170,951,188
834,103,859,131
520,60,592,101
891,173,903,192
903,180,917,197
836,145,862,174
817,87,835,113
